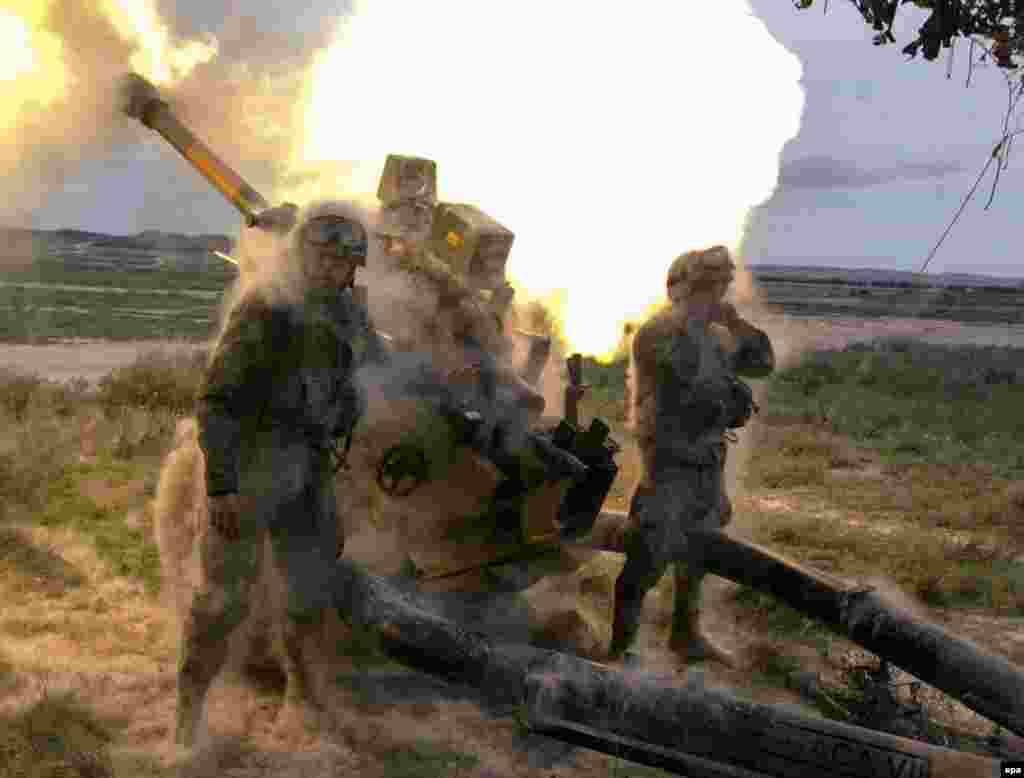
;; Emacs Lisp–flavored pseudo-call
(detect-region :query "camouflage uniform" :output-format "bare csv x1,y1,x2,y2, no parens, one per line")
374,159,566,541
176,206,387,745
609,246,774,664
394,243,512,365
375,163,543,429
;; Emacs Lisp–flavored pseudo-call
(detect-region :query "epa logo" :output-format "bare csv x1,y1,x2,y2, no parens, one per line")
1003,762,1024,776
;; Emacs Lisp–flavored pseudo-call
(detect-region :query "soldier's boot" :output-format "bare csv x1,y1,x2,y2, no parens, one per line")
275,617,325,736
607,579,645,661
174,659,209,749
174,614,235,748
668,570,737,668
489,479,524,544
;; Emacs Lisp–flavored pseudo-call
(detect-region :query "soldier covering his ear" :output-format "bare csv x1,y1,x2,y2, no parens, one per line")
609,245,774,666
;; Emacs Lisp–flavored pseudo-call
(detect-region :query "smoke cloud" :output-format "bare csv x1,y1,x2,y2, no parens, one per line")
1,1,140,222
0,0,333,230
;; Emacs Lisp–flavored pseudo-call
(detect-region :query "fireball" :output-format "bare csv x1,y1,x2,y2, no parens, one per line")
295,1,804,360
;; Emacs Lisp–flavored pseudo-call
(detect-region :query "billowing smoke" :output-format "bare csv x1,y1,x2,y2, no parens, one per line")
0,0,333,228
0,0,210,222
293,0,805,360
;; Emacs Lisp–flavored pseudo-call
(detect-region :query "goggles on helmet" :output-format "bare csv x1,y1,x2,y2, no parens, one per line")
302,216,369,265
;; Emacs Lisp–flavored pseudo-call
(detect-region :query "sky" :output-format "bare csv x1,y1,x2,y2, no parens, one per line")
19,0,1024,279
747,0,1023,279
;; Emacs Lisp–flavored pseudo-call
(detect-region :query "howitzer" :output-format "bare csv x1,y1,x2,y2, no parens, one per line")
379,352,621,578
118,71,619,580
374,356,588,499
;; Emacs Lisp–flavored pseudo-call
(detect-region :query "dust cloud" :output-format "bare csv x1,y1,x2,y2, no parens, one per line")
1,1,137,223
0,0,333,231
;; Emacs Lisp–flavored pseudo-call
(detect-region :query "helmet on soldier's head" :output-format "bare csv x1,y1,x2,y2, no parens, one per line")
667,245,734,300
295,202,370,267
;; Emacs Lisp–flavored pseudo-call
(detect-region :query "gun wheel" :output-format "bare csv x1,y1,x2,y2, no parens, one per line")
376,445,429,497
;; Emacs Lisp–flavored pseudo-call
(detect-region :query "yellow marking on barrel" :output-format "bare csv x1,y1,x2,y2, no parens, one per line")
183,145,257,217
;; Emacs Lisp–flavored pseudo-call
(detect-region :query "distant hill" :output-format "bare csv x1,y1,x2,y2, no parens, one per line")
748,263,1024,290
3,227,232,250
92,230,233,253
1,227,234,272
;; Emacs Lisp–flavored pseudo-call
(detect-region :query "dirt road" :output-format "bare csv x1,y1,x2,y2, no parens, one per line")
2,316,1022,386
0,339,205,383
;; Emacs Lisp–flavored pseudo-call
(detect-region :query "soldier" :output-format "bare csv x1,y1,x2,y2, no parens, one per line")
377,207,511,363
608,245,774,666
372,167,582,540
374,173,544,423
174,200,388,747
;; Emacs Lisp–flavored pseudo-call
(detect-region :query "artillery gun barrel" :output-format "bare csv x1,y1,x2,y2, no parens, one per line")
331,556,999,778
120,73,271,227
589,514,1024,738
695,528,1024,737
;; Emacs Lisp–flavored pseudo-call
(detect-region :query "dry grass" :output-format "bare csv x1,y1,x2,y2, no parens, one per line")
745,422,1024,613
0,345,1022,774
0,360,187,776
0,681,121,778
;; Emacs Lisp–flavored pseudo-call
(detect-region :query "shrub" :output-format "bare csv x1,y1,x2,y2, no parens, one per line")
766,339,1024,475
96,350,204,416
0,690,116,778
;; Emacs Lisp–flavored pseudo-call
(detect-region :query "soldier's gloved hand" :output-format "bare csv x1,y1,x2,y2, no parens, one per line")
712,301,741,329
208,493,245,541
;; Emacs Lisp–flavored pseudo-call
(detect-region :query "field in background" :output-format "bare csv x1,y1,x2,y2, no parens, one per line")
1,334,1023,774
0,259,234,343
753,264,1024,323
3,254,1024,345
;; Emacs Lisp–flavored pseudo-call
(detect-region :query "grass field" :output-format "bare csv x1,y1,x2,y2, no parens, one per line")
583,341,1024,612
0,260,234,343
0,334,1022,774
5,256,1024,345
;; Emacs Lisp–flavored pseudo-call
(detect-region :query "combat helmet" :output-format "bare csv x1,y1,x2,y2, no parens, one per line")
294,200,370,267
667,245,734,299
